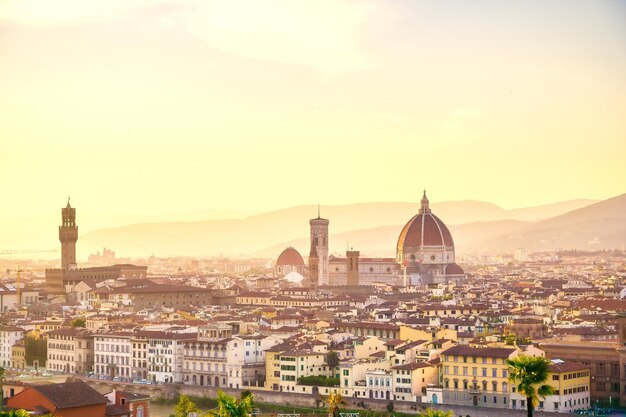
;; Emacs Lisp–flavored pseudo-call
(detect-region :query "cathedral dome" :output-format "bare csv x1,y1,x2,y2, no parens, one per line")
397,192,454,249
445,263,465,275
276,247,305,266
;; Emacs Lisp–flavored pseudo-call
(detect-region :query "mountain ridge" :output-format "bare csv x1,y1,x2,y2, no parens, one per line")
77,198,602,258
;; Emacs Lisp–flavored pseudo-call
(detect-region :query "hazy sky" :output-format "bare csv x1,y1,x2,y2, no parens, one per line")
1,0,625,244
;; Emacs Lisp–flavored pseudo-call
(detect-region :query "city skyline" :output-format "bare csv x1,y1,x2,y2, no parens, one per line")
1,0,625,230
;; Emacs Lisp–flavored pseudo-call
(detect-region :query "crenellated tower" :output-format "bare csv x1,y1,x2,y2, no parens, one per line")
59,198,78,271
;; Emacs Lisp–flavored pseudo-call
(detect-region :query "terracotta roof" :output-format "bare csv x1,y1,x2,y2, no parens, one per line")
442,345,517,358
549,361,591,373
392,361,433,370
397,209,454,249
276,247,305,266
31,381,106,409
445,263,465,275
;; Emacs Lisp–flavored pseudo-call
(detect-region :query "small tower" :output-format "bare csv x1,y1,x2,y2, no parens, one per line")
309,206,329,287
419,190,431,214
59,198,78,271
346,249,360,286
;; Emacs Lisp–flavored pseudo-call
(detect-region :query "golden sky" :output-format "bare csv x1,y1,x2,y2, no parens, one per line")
1,0,625,246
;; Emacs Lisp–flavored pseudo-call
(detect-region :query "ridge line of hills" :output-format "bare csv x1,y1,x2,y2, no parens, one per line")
76,196,626,258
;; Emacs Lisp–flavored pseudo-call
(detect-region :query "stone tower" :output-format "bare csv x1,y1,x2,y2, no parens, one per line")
309,207,329,287
346,249,360,286
308,246,319,290
59,198,78,271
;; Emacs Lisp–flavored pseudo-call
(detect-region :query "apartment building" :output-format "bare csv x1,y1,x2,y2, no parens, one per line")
0,326,24,368
391,361,438,401
441,345,518,408
47,328,94,373
141,331,194,383
510,360,591,413
94,332,132,378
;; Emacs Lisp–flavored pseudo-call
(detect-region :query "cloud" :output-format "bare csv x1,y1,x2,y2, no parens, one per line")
180,0,377,71
0,0,378,72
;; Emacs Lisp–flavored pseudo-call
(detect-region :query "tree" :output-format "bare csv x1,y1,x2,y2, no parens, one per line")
71,317,86,328
0,366,5,403
211,390,252,417
240,390,254,407
325,351,340,371
174,395,200,417
24,336,47,368
321,391,345,417
0,411,31,417
418,408,453,417
506,355,554,417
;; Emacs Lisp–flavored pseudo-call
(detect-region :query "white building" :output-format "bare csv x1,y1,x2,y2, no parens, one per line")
144,331,194,383
0,326,24,367
226,334,281,389
94,332,133,378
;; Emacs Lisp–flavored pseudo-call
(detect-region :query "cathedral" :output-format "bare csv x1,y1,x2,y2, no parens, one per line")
275,191,465,287
396,191,465,286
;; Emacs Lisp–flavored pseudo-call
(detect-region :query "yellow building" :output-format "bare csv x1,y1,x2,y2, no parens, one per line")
511,360,590,413
277,350,333,392
392,361,438,401
11,340,26,370
264,346,282,391
441,345,518,408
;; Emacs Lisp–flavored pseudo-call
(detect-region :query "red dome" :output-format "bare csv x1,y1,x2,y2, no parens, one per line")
445,263,464,275
397,192,454,248
276,247,305,266
397,212,454,247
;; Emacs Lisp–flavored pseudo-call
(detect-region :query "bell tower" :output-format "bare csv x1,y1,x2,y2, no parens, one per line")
309,205,329,287
59,197,78,271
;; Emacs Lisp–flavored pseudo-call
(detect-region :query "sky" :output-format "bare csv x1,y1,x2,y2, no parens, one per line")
1,0,625,248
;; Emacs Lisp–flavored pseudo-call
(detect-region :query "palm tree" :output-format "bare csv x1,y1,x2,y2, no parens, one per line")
325,351,340,371
418,408,453,417
507,355,554,417
211,390,252,417
321,391,345,417
174,395,200,417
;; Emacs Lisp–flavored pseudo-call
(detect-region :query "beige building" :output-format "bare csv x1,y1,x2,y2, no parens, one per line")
391,361,438,401
46,328,94,373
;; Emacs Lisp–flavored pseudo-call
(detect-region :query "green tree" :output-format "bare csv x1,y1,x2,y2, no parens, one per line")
325,351,340,370
506,355,554,417
240,390,254,406
71,317,86,328
0,411,31,417
321,391,345,417
417,408,453,417
211,390,252,417
0,366,5,404
24,336,47,368
174,395,200,417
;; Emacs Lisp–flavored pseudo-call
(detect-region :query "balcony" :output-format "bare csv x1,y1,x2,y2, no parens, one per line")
468,386,481,394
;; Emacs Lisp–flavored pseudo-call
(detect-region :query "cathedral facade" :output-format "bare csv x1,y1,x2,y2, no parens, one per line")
282,192,465,287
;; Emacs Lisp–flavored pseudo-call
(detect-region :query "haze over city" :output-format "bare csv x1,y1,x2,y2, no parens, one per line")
1,0,625,251
1,2,626,417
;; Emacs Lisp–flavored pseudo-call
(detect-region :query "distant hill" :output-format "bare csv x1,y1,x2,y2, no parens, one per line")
78,198,598,258
258,219,531,258
507,199,598,221
480,194,626,252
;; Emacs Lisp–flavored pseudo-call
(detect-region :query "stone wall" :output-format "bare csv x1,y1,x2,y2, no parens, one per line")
179,386,573,417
